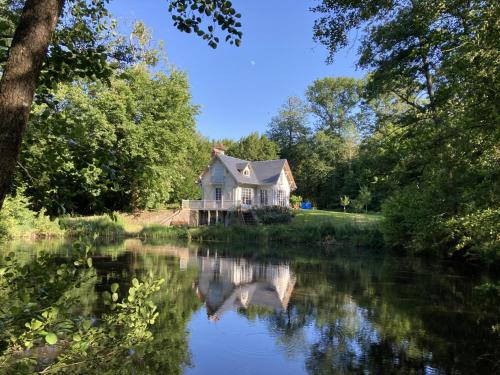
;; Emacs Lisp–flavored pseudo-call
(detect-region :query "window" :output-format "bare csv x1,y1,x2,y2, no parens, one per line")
260,190,268,206
243,168,250,176
242,188,252,205
277,190,286,207
215,188,222,201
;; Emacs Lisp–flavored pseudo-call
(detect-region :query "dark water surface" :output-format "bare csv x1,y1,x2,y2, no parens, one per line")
3,239,499,374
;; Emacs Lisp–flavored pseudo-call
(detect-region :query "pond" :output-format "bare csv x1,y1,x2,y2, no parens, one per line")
1,239,499,374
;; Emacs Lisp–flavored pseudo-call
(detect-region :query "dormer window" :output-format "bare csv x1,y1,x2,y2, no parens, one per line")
243,168,250,176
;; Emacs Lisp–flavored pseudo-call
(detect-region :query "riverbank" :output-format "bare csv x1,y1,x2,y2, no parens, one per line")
56,210,383,248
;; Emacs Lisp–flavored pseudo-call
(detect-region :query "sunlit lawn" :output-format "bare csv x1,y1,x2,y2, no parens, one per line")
291,209,382,227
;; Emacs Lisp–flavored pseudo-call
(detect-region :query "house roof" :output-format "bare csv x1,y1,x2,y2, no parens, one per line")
216,154,296,189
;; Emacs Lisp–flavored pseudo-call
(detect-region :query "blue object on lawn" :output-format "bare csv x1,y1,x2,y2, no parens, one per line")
301,201,312,209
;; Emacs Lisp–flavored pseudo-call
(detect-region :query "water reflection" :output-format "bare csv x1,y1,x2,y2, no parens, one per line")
2,239,499,374
195,253,296,320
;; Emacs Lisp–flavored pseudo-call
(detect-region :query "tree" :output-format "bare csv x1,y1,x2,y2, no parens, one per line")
357,186,372,213
306,77,365,135
266,96,311,154
19,64,198,214
340,195,350,212
0,0,244,209
226,132,279,161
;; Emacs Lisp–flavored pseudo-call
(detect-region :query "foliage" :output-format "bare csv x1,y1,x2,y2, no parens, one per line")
59,215,127,238
290,195,302,208
254,206,294,225
18,64,198,215
305,0,500,262
356,186,372,213
169,133,213,203
446,209,500,264
0,191,63,240
167,0,243,49
226,132,279,161
340,195,350,212
0,240,166,374
266,96,311,153
306,77,364,135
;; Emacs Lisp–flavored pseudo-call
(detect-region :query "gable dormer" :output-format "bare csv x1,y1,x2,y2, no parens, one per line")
236,162,251,177
242,166,251,176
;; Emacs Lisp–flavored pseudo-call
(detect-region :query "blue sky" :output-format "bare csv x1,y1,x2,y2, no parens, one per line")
109,0,364,139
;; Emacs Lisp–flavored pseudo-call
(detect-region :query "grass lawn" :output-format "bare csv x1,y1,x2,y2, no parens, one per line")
292,209,382,227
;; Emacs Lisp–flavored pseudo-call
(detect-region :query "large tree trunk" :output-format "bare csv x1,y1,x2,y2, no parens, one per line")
0,0,65,209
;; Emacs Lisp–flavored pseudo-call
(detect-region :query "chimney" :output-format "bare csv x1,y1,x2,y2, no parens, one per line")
212,143,226,156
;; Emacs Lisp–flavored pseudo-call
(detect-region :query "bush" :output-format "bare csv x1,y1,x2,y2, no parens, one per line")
253,206,294,224
380,186,447,254
59,215,126,238
290,195,302,209
0,192,63,240
446,208,500,264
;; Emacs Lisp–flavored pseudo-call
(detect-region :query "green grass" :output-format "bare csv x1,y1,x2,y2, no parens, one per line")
138,210,384,248
292,209,382,227
59,216,127,238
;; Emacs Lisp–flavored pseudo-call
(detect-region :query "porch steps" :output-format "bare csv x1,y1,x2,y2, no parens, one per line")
241,211,258,225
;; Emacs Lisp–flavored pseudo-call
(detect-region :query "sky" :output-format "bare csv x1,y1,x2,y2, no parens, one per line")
108,0,364,140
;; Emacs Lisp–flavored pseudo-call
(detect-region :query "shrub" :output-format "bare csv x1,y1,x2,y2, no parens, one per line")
290,195,302,209
446,208,500,264
0,192,63,240
253,206,294,224
59,215,126,238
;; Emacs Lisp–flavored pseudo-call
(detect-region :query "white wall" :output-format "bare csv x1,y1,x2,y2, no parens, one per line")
270,169,291,207
201,159,236,201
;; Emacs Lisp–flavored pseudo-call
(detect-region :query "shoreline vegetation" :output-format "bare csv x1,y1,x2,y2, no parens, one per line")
0,203,383,248
61,210,384,248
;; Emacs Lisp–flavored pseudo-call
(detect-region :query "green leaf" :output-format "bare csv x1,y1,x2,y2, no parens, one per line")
112,292,119,302
102,291,112,301
87,257,93,268
45,332,58,345
111,283,119,293
82,319,92,331
31,320,43,330
132,278,140,287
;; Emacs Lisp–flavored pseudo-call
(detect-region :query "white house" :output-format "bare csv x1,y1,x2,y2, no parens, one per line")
182,146,297,212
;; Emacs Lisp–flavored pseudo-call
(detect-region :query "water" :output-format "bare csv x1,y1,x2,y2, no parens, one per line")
2,239,499,374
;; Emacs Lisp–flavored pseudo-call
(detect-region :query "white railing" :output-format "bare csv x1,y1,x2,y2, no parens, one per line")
182,200,242,210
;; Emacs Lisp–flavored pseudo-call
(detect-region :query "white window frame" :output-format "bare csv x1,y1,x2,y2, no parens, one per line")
242,188,253,205
215,187,222,201
260,189,268,206
277,190,286,207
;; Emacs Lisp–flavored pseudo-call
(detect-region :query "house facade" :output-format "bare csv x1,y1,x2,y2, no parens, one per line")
182,147,297,212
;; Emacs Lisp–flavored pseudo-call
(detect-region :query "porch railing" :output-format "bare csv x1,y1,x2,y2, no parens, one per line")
181,200,242,210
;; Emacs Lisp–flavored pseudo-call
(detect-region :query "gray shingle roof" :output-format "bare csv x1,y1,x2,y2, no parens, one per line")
217,154,287,186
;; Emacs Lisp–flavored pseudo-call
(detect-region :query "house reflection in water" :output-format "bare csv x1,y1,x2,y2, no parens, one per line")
194,253,296,321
